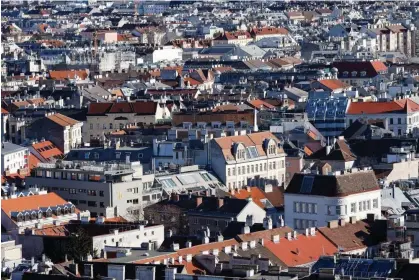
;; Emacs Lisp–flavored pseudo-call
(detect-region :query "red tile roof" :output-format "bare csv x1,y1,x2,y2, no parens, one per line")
46,113,79,127
251,27,289,36
49,70,88,80
318,79,350,91
32,141,64,160
247,99,276,110
347,99,419,115
2,107,9,114
232,187,269,208
1,192,78,217
28,153,41,171
87,101,158,116
263,232,337,267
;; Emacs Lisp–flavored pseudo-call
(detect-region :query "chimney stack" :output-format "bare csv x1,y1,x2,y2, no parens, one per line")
217,198,224,209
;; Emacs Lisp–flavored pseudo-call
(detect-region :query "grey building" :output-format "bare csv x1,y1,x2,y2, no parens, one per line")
25,161,156,218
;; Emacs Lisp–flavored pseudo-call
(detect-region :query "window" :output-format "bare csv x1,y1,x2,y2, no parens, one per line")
227,168,231,176
100,202,105,208
242,166,245,174
327,206,333,215
54,172,60,179
232,167,235,176
336,205,341,216
294,202,300,213
85,153,90,160
247,166,250,173
301,202,306,213
366,200,371,210
109,123,113,129
90,123,93,129
138,153,143,159
351,203,356,213
88,190,97,196
88,201,97,207
398,118,402,125
398,129,402,136
373,199,378,209
69,188,77,194
79,200,87,204
359,201,362,212
133,199,139,204
116,153,121,159
99,191,104,197
390,118,394,125
94,153,99,159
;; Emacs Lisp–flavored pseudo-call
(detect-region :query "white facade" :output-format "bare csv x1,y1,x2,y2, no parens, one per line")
347,111,419,137
146,47,183,63
284,190,381,230
64,122,83,154
93,224,164,253
1,143,28,175
211,136,286,190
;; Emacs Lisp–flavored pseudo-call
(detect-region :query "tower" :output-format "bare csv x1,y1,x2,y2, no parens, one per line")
253,108,259,132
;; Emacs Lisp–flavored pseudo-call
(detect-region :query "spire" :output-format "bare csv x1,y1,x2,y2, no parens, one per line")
253,108,259,132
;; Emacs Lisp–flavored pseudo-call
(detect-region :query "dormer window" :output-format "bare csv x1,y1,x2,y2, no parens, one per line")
351,71,357,77
343,71,349,77
268,144,276,155
31,211,37,220
361,71,367,77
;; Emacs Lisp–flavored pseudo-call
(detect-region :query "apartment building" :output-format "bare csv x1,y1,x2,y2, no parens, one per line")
25,161,155,218
26,113,82,154
332,61,388,89
210,131,286,190
187,196,266,236
284,169,381,230
346,98,419,136
367,24,416,57
85,101,171,142
1,142,29,175
1,190,79,236
213,31,253,46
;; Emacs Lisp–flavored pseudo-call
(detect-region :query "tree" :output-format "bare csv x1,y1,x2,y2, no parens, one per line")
66,228,94,262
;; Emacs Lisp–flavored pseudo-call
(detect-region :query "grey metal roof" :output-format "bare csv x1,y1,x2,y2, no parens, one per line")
2,142,27,155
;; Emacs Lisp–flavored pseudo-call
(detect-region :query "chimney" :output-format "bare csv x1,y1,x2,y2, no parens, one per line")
242,225,250,234
338,219,345,227
271,235,280,243
246,215,254,226
196,197,203,207
263,216,272,230
217,198,224,209
171,243,180,251
326,145,332,155
216,233,224,242
185,241,192,248
171,192,179,202
367,213,375,222
328,220,339,229
349,216,357,224
166,229,173,238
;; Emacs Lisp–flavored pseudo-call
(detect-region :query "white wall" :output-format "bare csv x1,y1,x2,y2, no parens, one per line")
1,148,28,174
284,190,381,230
92,224,164,253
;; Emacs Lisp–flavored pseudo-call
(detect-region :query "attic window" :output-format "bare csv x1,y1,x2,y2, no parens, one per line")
343,71,349,77
361,71,367,77
351,71,357,77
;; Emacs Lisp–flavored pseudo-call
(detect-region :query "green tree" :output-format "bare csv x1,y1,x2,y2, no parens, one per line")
66,228,93,262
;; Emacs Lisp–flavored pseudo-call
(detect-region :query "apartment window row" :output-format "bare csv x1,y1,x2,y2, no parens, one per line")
127,188,139,193
227,175,282,189
126,199,139,204
294,219,318,230
326,199,379,216
294,202,318,214
38,170,103,182
227,160,285,176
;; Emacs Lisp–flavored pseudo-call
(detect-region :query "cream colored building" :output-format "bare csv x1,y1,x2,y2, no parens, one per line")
84,101,171,141
210,131,286,190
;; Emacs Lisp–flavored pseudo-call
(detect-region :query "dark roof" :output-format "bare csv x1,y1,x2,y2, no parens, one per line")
340,120,388,140
285,171,379,197
87,101,158,116
332,61,387,78
394,263,419,280
189,197,250,217
349,138,419,159
307,138,356,162
222,221,265,239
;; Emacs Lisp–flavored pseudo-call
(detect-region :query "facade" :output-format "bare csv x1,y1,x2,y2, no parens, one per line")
26,113,82,154
346,98,419,136
1,142,29,175
211,132,286,190
306,96,349,137
25,161,155,218
145,47,183,64
187,197,266,236
284,170,381,230
85,101,171,142
1,190,79,236
213,31,253,46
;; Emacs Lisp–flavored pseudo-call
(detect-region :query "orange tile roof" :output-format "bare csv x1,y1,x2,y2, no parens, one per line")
347,99,419,115
34,224,69,236
214,131,283,161
318,79,349,91
134,239,239,264
111,89,124,97
370,61,387,72
236,227,294,242
46,113,79,127
232,187,268,208
28,153,41,171
2,108,9,114
263,232,337,267
247,99,275,110
251,27,289,36
49,70,88,80
1,192,78,217
32,141,64,160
